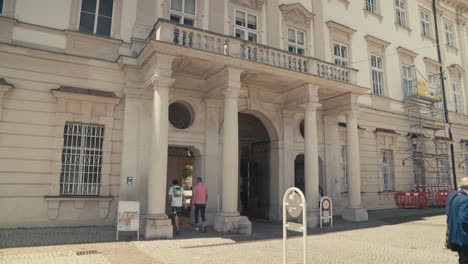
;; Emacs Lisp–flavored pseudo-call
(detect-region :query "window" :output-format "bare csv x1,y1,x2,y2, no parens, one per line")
334,43,349,67
380,149,394,191
463,154,468,177
402,65,413,98
234,10,258,42
288,28,305,55
445,23,455,47
60,123,104,195
0,0,4,15
452,82,462,113
413,158,426,185
371,55,384,95
341,145,348,192
395,0,407,27
170,0,196,26
79,0,114,36
365,0,377,13
437,158,451,185
420,10,431,37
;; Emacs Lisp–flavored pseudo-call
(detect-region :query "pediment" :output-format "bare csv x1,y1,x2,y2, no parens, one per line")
280,3,315,29
230,0,265,11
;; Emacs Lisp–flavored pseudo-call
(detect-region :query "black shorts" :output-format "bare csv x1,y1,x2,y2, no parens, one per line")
172,206,182,217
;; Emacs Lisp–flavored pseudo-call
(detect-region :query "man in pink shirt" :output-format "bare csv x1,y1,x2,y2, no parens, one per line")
192,177,208,232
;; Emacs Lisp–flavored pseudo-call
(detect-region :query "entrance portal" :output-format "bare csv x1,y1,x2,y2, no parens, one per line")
294,154,325,196
238,113,270,219
166,147,193,225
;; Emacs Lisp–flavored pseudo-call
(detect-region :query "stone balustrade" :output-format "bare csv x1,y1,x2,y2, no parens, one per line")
153,19,357,84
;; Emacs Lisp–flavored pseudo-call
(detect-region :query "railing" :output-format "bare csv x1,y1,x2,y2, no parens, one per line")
153,20,357,85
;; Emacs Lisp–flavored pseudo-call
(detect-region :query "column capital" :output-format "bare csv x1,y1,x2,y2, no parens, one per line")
222,87,241,98
299,101,321,111
345,109,359,120
147,76,176,90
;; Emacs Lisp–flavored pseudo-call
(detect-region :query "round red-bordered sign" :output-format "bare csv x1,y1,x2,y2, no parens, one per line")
321,197,331,211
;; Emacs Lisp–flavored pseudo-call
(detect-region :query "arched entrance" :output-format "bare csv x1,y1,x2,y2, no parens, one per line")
294,154,325,196
238,113,270,219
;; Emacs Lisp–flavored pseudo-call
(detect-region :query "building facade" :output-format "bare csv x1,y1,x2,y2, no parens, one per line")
0,0,467,238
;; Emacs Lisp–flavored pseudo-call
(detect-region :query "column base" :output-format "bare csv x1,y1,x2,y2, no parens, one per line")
214,214,252,235
143,215,173,239
306,209,320,228
342,207,368,222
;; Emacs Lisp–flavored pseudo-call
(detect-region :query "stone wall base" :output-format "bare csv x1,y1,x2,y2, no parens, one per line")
214,214,252,235
143,217,173,239
342,207,369,222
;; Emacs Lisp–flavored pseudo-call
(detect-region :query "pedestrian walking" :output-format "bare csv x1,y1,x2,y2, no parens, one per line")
192,177,208,232
446,177,468,264
168,179,186,235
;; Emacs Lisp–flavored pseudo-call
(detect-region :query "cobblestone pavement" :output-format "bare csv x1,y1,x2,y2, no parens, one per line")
0,209,459,263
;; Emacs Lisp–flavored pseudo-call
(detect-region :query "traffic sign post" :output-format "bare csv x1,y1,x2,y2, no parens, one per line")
283,187,307,264
319,196,333,228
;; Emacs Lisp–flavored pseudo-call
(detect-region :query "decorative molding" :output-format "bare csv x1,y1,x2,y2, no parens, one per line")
364,35,390,48
396,46,418,59
279,4,315,29
423,57,442,67
0,78,14,121
230,0,265,11
326,21,357,36
448,64,464,80
51,86,121,105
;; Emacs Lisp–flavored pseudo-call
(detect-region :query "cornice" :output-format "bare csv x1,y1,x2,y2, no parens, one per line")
396,46,419,58
364,35,391,48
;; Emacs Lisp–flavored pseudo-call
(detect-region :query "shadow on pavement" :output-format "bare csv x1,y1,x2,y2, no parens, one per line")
0,207,445,249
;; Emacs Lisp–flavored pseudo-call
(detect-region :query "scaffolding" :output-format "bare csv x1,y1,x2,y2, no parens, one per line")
402,66,451,187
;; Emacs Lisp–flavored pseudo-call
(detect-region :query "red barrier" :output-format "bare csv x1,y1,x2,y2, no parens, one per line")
414,184,450,200
435,191,450,206
394,192,429,208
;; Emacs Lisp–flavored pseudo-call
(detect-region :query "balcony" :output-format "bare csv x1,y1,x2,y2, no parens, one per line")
151,19,357,85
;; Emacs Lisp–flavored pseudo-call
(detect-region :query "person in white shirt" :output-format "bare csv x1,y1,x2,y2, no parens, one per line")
168,179,186,235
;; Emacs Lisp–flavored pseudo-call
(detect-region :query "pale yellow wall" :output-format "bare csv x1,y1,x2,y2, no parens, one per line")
15,0,72,30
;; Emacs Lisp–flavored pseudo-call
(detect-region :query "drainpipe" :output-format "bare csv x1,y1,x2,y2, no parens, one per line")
432,0,457,189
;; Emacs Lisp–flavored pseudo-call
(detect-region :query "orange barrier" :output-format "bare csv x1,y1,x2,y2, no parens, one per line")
394,192,429,208
435,191,450,206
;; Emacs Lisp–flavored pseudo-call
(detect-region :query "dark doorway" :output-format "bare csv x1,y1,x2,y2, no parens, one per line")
238,113,270,219
294,154,325,196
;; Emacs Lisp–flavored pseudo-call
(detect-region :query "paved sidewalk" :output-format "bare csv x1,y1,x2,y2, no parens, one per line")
0,208,457,263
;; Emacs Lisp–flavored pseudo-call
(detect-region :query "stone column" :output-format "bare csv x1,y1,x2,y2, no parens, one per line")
304,102,321,227
324,115,341,200
144,76,175,239
221,90,240,216
214,67,251,235
342,110,368,222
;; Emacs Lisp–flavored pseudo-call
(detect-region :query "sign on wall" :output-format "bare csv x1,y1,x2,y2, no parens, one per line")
116,201,140,240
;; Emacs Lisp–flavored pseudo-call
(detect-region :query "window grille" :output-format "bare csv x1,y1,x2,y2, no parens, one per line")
445,23,455,47
464,154,468,177
402,65,413,98
395,0,407,27
341,145,348,192
60,123,104,196
371,55,384,95
288,28,305,55
420,11,431,37
79,0,114,36
452,82,462,113
170,0,196,26
365,0,377,13
334,43,349,67
234,10,258,42
381,149,394,191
